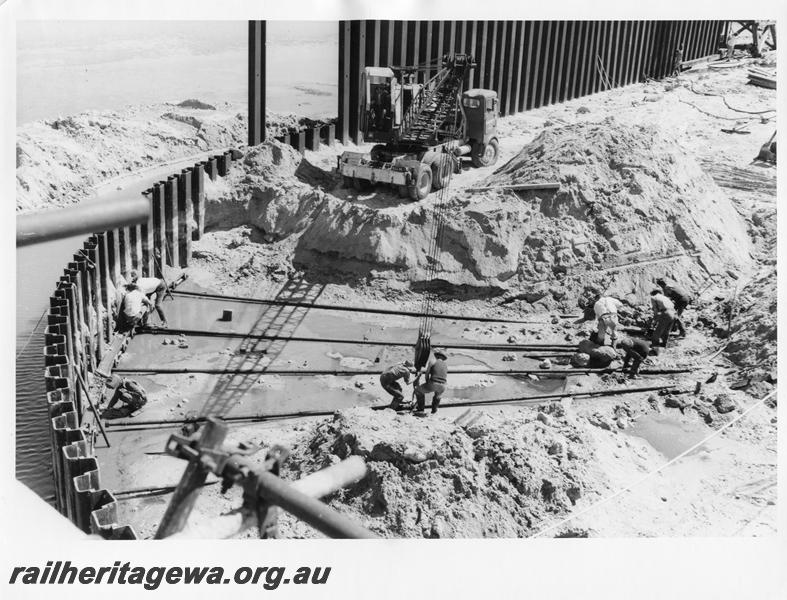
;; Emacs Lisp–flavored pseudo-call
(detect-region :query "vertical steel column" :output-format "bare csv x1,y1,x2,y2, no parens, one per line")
178,168,193,268
165,176,178,268
554,21,570,103
635,21,647,81
406,21,417,70
582,21,597,96
525,21,541,109
424,21,434,81
191,163,205,241
477,21,488,90
141,191,153,276
132,223,143,271
546,21,561,105
569,21,585,100
107,229,120,285
399,20,408,67
497,21,510,113
503,21,519,115
96,233,113,339
352,21,365,145
338,21,351,145
607,21,619,88
85,240,104,360
513,21,528,112
151,183,165,275
618,21,631,86
372,20,381,67
486,21,498,91
536,21,552,107
248,21,266,147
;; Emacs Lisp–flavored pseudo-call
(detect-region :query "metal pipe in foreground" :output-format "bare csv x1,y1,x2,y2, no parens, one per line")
16,196,151,247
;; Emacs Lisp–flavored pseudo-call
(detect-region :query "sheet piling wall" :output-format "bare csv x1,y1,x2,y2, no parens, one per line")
337,20,728,144
40,150,240,538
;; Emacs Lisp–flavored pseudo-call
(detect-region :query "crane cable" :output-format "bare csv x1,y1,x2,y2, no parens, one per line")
417,70,463,342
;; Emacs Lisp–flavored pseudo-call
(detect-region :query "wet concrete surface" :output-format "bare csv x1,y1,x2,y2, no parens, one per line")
98,283,569,516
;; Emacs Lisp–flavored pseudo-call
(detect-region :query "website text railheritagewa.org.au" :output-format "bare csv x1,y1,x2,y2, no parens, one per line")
8,561,331,591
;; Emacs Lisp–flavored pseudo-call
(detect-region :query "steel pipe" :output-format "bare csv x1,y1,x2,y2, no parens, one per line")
17,196,151,247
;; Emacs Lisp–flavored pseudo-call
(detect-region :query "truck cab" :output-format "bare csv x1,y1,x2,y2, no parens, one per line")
460,89,499,167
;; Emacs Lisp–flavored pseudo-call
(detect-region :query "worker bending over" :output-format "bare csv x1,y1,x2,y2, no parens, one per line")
129,270,169,327
116,283,153,334
650,289,676,348
380,360,415,410
617,337,651,378
593,295,623,346
656,277,691,338
414,348,448,416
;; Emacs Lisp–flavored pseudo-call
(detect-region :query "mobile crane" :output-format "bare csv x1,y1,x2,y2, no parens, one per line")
337,54,500,200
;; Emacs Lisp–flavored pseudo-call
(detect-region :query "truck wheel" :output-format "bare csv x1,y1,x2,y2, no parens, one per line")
408,165,433,200
471,139,499,168
431,154,453,190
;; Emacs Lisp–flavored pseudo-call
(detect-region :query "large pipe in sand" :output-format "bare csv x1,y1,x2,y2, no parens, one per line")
17,196,151,247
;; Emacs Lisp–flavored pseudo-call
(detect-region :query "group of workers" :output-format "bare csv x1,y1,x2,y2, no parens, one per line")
591,277,693,378
115,270,169,333
379,348,448,416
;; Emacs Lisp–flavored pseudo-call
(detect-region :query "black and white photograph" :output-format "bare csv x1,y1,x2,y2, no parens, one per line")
4,1,784,598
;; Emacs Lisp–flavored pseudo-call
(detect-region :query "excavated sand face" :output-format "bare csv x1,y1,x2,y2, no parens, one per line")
203,118,753,308
485,117,754,297
285,406,593,538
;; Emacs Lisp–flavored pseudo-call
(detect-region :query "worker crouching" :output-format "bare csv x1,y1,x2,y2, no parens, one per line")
414,348,448,416
380,360,415,410
617,337,651,378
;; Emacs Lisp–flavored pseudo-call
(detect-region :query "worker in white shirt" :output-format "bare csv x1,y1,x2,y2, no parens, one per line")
116,283,152,333
593,295,623,346
128,270,169,327
650,290,676,348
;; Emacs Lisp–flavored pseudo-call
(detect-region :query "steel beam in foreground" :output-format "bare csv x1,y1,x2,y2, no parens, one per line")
16,196,151,247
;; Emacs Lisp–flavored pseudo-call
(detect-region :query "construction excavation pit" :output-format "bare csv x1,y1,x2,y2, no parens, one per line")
17,20,777,541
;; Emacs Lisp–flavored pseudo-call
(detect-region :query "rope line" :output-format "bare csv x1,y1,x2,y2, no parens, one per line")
529,389,776,538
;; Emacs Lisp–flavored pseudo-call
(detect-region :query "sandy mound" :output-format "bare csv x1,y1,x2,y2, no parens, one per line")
287,406,593,538
199,118,753,308
483,117,754,302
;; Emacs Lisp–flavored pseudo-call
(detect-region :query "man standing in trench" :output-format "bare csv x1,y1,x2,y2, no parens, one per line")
380,360,415,410
656,277,692,338
593,295,623,346
414,348,448,416
650,289,677,348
